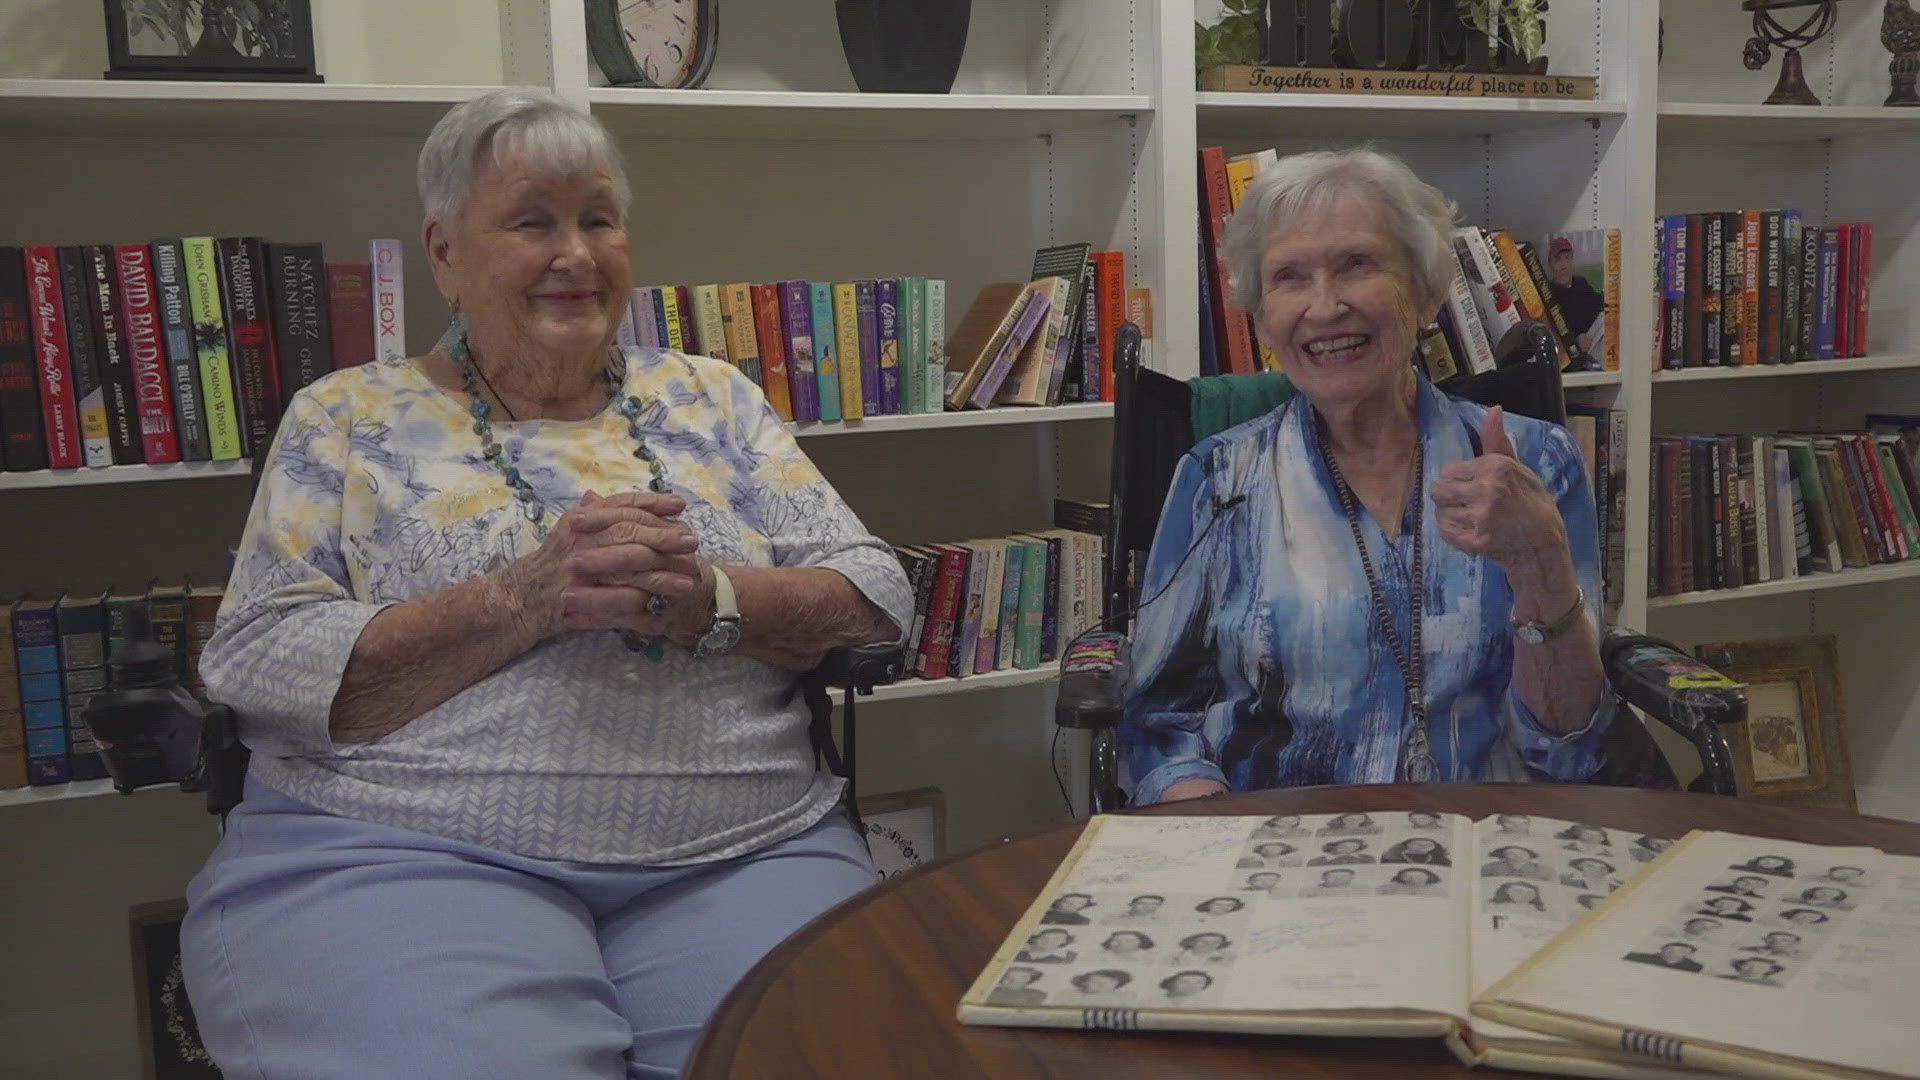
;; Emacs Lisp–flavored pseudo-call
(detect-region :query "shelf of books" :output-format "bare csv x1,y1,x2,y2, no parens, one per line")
1648,559,1920,609
791,402,1111,439
1654,353,1920,384
587,89,1153,141
1196,93,1627,139
0,78,501,137
1658,102,1920,143
866,665,1059,705
0,459,253,492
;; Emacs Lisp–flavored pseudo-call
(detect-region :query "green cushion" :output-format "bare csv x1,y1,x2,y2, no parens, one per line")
1187,371,1296,444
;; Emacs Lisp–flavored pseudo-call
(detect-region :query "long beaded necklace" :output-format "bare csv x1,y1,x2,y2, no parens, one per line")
1314,415,1439,783
451,331,673,660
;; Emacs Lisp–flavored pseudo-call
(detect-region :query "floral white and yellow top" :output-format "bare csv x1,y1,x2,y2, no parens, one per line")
201,348,913,864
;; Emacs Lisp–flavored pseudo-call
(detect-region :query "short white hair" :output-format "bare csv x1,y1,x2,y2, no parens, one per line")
1223,147,1457,313
416,88,630,224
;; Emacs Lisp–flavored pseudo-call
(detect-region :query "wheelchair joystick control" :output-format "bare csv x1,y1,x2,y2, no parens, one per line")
80,606,218,795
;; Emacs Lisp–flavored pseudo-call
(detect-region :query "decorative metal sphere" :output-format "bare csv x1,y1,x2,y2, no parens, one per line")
1744,36,1773,69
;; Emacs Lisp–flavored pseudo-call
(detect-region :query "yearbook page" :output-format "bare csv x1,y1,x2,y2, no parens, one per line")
1478,830,1920,1079
959,810,1477,1035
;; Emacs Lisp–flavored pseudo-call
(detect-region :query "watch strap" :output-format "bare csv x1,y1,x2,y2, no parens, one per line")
711,564,738,625
1515,587,1584,645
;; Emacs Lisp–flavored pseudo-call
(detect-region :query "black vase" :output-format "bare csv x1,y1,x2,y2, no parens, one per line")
835,0,972,94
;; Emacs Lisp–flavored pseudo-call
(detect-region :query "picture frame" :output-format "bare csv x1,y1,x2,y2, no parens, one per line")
103,0,322,83
129,899,222,1079
856,786,947,881
1695,635,1856,812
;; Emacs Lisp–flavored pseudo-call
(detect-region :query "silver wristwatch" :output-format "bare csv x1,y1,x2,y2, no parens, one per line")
1514,587,1584,646
693,565,742,658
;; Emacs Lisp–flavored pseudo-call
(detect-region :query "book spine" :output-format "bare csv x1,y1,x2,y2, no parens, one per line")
182,238,243,460
1681,215,1704,366
1443,260,1496,375
264,242,332,410
925,278,947,414
1781,220,1812,359
152,241,209,460
1198,147,1256,375
1779,210,1802,362
0,610,23,789
718,282,759,385
1014,539,1046,668
641,287,667,349
855,280,882,415
1657,440,1682,595
899,276,925,415
691,283,728,364
953,545,989,678
1852,435,1905,560
22,248,82,469
1740,211,1762,364
1491,233,1562,365
1820,444,1875,566
1776,446,1804,577
82,245,143,463
613,301,639,353
1759,210,1783,363
628,289,657,348
1785,444,1837,572
323,262,375,369
1852,222,1871,356
995,541,1025,672
921,547,968,680
659,285,687,351
1606,410,1628,607
1037,534,1063,660
768,282,809,423
1717,212,1742,366
1814,228,1839,360
750,283,795,421
1700,214,1723,367
147,586,190,685
1660,217,1686,369
974,544,1005,674
1600,228,1621,372
1874,439,1920,556
1092,251,1125,399
112,244,180,463
876,278,901,415
904,550,940,676
369,239,405,364
832,283,864,420
809,283,842,422
57,598,108,782
216,238,277,456
968,288,1049,410
14,605,68,784
1194,228,1220,379
1749,438,1771,584
0,248,45,471
58,248,112,465
186,589,221,695
1071,272,1099,401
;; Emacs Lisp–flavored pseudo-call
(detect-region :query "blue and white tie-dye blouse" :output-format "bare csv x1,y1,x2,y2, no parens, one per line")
1120,377,1610,805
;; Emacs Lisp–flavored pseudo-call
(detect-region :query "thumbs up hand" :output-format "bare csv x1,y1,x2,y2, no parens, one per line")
1429,406,1566,574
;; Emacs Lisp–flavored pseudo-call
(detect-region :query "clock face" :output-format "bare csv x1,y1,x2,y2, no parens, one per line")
620,0,702,88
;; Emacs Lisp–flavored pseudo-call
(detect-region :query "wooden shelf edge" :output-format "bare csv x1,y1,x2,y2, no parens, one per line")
1562,371,1623,388
1648,560,1920,608
1654,355,1920,383
790,403,1112,438
1198,92,1627,114
0,459,252,491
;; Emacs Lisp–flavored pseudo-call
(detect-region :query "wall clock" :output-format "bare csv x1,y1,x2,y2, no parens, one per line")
585,0,718,89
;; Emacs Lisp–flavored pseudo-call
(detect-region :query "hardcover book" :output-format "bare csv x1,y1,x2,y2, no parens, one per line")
832,283,864,420
0,247,44,470
1090,252,1126,401
13,598,68,785
151,240,210,460
1443,256,1497,375
925,278,948,415
57,592,109,782
1030,244,1093,399
22,247,82,469
324,261,375,369
961,811,1703,1079
748,282,794,421
943,283,1029,412
215,237,280,456
1478,830,1920,1080
181,238,244,460
1455,228,1523,359
718,281,759,386
1718,211,1744,366
965,285,1050,411
899,276,926,416
82,245,144,463
369,239,405,365
113,244,181,464
0,605,25,788
58,246,114,466
690,283,727,365
264,242,333,408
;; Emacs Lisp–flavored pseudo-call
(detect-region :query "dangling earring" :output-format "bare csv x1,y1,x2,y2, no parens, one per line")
437,303,464,355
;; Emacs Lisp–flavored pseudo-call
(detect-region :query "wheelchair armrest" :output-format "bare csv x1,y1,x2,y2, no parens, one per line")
1601,630,1748,735
1055,631,1131,731
808,643,905,695
187,702,250,819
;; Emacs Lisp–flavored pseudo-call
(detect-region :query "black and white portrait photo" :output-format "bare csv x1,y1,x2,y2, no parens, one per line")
1717,956,1788,987
1480,846,1553,881
986,966,1048,1006
1236,840,1302,868
1308,838,1374,865
1485,881,1549,917
1378,867,1446,897
1299,868,1365,898
1381,837,1451,866
1692,896,1757,922
1251,814,1308,840
1039,893,1095,925
1159,969,1215,1002
1098,931,1158,961
1790,886,1855,911
1555,824,1614,855
1115,894,1167,922
1015,929,1078,964
1622,942,1704,973
1171,932,1235,965
1066,969,1134,999
1629,835,1673,863
1728,855,1797,878
1737,931,1807,959
1704,875,1772,899
1316,812,1383,837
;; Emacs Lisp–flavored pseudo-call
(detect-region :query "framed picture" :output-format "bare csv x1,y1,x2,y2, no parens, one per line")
104,0,321,82
857,787,947,881
1695,635,1856,812
129,899,223,1079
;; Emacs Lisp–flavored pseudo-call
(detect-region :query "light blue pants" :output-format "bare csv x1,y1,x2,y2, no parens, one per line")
181,779,875,1079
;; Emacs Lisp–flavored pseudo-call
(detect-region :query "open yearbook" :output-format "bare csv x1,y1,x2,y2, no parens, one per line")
958,810,1920,1078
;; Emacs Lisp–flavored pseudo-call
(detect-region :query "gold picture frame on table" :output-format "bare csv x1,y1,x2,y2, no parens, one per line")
1695,635,1856,812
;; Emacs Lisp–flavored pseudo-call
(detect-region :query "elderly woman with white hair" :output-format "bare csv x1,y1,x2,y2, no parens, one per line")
1120,147,1606,805
179,89,910,1079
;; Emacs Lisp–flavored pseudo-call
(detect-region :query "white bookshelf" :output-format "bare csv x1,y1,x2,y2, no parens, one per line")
1563,371,1624,389
1648,561,1920,608
0,78,502,137
0,458,253,492
1653,354,1920,384
1198,92,1627,139
589,88,1151,140
791,402,1111,438
1659,101,1920,143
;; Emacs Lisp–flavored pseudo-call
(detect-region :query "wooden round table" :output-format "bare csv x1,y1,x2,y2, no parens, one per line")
686,784,1920,1079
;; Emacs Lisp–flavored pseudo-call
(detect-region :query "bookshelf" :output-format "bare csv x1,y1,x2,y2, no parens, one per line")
2,1,1919,1073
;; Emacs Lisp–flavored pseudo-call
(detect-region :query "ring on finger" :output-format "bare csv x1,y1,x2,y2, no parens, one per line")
645,594,673,617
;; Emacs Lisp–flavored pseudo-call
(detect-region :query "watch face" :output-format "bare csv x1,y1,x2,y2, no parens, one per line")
620,0,703,88
700,619,741,657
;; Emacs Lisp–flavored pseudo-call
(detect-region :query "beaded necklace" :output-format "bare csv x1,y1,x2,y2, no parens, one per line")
451,332,672,659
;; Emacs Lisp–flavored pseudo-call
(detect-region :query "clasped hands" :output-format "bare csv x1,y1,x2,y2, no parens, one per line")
507,489,714,647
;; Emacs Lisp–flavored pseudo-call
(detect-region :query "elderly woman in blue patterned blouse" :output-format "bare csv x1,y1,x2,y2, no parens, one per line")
180,89,910,1080
1121,147,1607,805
